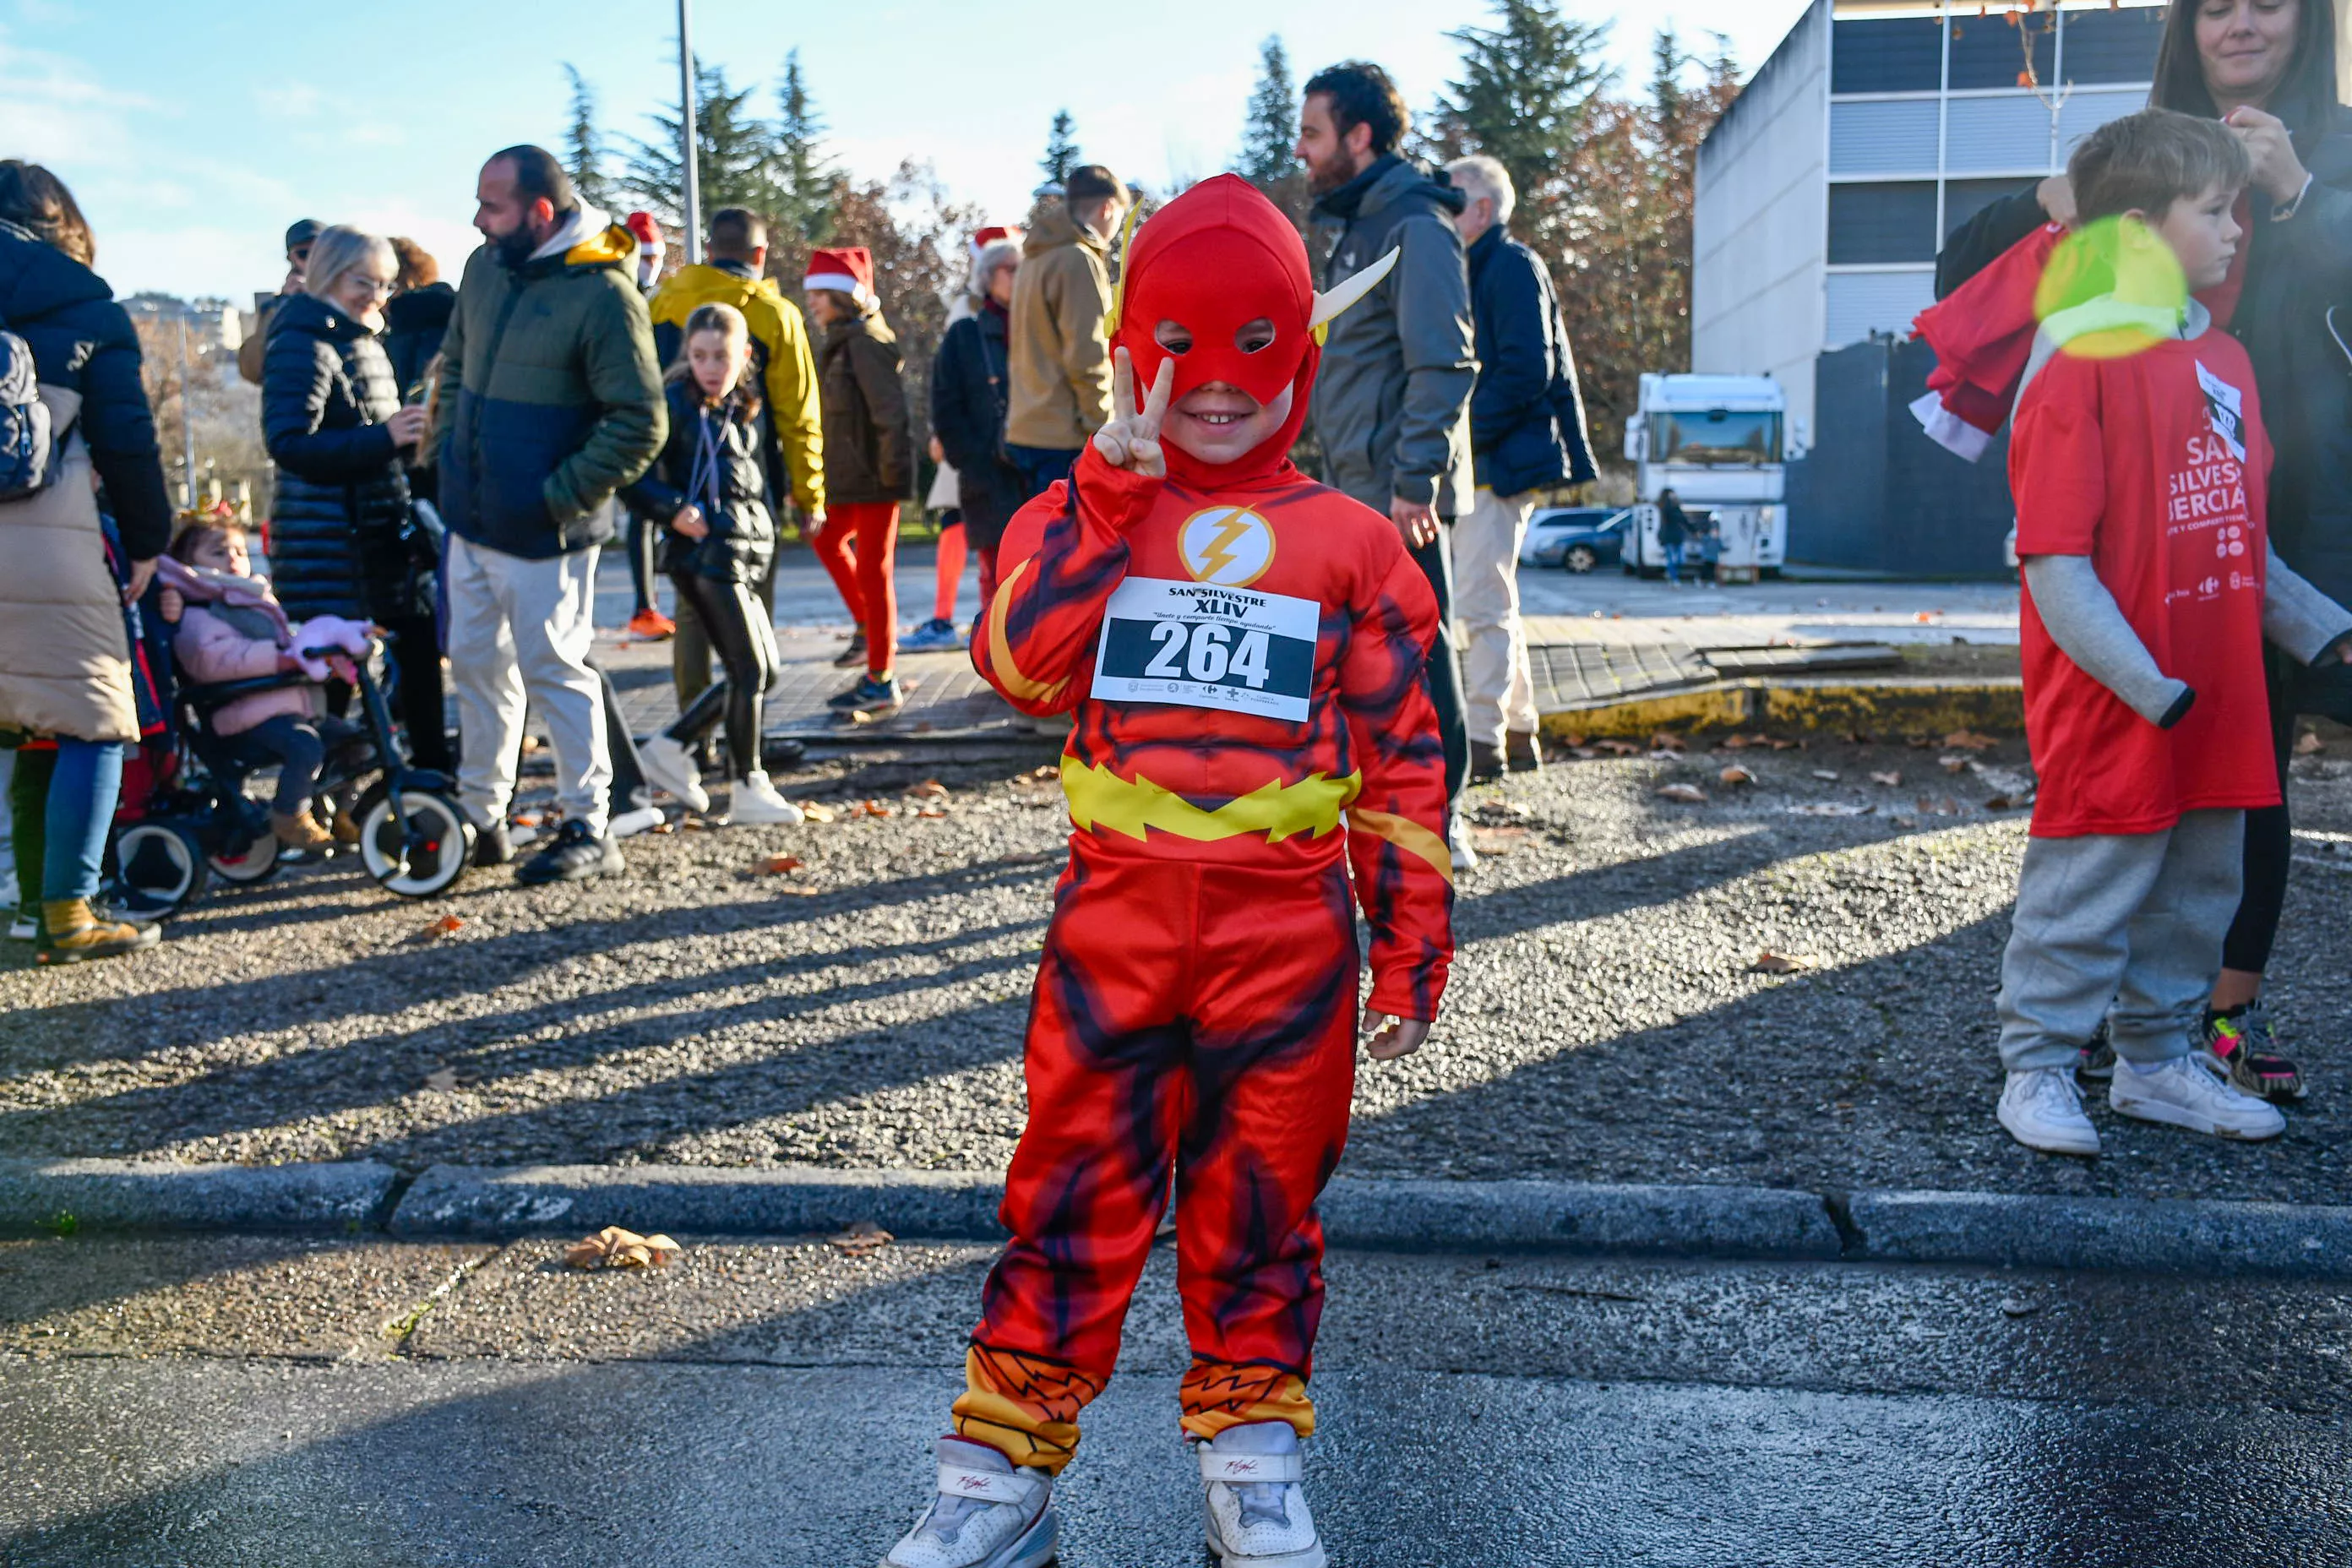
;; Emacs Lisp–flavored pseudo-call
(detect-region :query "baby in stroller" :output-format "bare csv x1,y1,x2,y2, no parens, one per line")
160,520,374,849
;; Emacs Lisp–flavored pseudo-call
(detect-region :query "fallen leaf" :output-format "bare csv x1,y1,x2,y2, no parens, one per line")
1596,738,1642,756
861,799,891,817
651,821,677,835
800,802,837,824
910,779,950,799
917,807,947,819
1470,825,1527,855
1560,732,1590,748
1657,783,1709,803
1944,730,1997,751
761,856,806,875
828,1220,895,1257
1999,1298,2040,1319
564,1227,683,1271
425,913,464,939
1892,815,1919,829
422,1068,459,1092
1648,732,1685,752
1719,734,1751,751
1810,769,1840,782
1870,771,1902,787
1767,738,1801,751
510,811,545,828
1785,802,1873,817
1941,754,1970,774
2296,732,2326,755
1030,765,1059,781
1749,951,1814,974
1570,747,1598,759
1718,765,1756,786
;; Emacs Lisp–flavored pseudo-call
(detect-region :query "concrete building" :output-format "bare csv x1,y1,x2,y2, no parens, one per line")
1692,0,2167,439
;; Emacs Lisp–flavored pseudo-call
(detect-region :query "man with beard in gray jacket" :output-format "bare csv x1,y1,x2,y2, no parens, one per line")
1295,59,1479,870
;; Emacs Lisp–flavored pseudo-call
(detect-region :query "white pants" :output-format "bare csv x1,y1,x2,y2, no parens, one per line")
444,532,611,836
1453,486,1538,749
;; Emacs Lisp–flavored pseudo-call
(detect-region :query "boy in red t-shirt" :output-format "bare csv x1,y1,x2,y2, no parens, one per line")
1999,110,2352,1157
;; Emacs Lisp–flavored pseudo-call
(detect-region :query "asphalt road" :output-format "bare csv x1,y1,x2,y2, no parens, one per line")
3,1235,2349,1565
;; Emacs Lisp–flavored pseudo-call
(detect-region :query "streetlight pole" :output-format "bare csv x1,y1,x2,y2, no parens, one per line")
678,0,702,264
177,315,197,511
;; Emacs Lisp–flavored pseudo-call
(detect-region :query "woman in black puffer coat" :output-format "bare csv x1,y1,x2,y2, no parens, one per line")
261,226,445,768
618,302,798,825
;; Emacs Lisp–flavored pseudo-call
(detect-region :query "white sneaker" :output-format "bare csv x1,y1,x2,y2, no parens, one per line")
728,770,805,825
1200,1422,1325,1568
635,733,710,814
1447,811,1479,874
1998,1067,2100,1157
7,907,36,942
879,1438,1057,1568
2110,1054,2287,1141
608,803,666,840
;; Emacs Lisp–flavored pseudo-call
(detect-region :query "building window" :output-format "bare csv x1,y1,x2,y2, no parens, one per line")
2061,8,2167,85
1830,17,1943,95
1830,99,1941,175
1828,182,1939,265
1943,177,2038,244
1948,8,2055,91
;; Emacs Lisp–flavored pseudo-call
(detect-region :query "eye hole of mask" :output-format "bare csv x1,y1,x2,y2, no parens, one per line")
1154,320,1194,355
1234,318,1278,355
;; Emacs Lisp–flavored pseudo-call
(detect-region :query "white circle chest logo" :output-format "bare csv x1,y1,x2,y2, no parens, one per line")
1177,507,1276,587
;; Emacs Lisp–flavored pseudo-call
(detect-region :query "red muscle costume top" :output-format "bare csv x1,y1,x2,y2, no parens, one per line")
2012,316,2278,836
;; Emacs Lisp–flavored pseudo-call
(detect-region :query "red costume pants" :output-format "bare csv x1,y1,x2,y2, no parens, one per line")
951,845,1359,1473
810,501,900,675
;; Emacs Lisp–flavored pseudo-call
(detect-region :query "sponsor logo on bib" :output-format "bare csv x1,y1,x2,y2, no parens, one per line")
1178,506,1276,587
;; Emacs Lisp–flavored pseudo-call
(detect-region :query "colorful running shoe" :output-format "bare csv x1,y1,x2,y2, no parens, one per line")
2203,1004,2304,1102
626,607,676,640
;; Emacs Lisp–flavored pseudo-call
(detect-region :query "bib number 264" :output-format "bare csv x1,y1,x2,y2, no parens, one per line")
1144,620,1273,689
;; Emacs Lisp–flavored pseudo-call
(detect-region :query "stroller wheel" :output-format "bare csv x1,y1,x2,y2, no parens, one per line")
113,821,205,914
356,786,471,899
209,829,282,885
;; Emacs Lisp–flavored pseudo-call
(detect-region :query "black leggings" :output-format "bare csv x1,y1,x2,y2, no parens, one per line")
664,571,775,780
628,511,660,616
2221,666,2300,974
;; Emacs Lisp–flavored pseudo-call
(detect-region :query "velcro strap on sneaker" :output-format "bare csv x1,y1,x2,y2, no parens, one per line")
1199,1449,1303,1485
937,1465,1031,1506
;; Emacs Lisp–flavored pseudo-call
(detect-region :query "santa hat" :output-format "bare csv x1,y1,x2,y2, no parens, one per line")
803,247,874,306
969,225,1020,263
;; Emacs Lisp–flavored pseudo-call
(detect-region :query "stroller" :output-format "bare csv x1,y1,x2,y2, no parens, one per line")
112,627,471,913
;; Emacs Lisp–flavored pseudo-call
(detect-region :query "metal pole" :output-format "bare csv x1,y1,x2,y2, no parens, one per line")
177,315,197,510
678,0,703,264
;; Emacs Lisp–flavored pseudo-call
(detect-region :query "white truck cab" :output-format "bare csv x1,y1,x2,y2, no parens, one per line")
1620,373,1800,580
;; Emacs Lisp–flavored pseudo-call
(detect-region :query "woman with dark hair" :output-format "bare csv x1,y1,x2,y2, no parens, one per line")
1938,0,2352,1102
261,225,446,769
0,160,172,961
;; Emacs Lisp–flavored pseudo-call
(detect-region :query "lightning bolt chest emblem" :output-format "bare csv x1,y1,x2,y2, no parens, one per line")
1175,506,1277,588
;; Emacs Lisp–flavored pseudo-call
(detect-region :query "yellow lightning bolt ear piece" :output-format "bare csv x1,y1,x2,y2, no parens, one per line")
1103,199,1148,340
1308,246,1400,346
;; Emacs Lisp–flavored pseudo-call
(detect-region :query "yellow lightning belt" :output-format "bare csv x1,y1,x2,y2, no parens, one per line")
1061,758,1363,844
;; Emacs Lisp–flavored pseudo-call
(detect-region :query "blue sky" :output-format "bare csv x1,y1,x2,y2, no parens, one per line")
1,0,1811,302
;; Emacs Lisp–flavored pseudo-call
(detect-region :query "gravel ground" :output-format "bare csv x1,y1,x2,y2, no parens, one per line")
8,735,2352,1202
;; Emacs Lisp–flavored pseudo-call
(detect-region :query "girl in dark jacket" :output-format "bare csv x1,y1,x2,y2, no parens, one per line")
1936,0,2352,1102
260,226,446,769
928,237,1026,619
622,302,801,826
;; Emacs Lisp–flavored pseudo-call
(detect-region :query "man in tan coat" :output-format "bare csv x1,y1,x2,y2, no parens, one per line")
1004,164,1126,503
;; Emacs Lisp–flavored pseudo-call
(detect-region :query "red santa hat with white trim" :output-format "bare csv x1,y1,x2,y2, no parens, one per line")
803,246,875,307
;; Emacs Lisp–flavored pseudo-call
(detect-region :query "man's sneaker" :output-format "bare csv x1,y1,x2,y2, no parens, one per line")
878,1437,1057,1568
1467,740,1505,784
626,607,676,640
829,673,905,715
1200,1422,1325,1568
608,803,666,840
1447,810,1479,874
901,618,965,653
728,770,805,825
471,819,514,868
516,819,623,885
636,732,710,814
1998,1066,2101,1157
8,903,40,942
2110,1054,2286,1141
2077,1020,2115,1082
2203,1004,2304,1102
833,629,869,668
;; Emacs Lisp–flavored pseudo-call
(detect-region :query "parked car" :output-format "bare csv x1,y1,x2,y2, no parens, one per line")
1522,506,1632,572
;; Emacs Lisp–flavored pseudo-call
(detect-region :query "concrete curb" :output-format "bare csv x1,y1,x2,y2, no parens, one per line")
1541,678,2023,741
0,1159,395,1236
16,1159,2352,1280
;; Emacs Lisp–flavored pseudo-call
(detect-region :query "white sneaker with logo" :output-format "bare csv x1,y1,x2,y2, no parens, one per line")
1997,1067,2100,1157
728,770,805,826
1200,1422,1326,1568
635,732,710,814
878,1438,1057,1568
2109,1054,2287,1141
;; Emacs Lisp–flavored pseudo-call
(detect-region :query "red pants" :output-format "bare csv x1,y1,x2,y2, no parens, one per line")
811,501,900,675
933,520,966,623
951,847,1359,1473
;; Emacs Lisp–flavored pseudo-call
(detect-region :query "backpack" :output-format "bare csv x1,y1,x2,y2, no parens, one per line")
0,308,59,501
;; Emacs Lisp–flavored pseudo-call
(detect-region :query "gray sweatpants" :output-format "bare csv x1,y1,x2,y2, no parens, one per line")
1995,809,2245,1072
445,531,611,837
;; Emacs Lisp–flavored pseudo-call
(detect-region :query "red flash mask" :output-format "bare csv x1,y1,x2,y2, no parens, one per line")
1113,174,1320,487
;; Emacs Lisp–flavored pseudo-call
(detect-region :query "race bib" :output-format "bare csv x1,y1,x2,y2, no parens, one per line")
1093,576,1318,722
2196,360,2246,464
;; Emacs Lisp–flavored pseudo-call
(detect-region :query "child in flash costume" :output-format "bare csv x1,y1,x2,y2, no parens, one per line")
878,177,1453,1568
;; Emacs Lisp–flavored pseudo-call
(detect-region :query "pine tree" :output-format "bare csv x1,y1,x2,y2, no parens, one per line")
561,64,614,211
1040,110,1081,186
1432,0,1611,257
766,49,840,270
620,61,778,229
1235,35,1309,227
